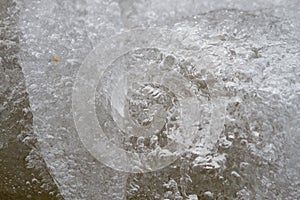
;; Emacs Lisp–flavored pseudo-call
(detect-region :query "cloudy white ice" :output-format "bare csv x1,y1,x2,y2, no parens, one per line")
4,0,300,199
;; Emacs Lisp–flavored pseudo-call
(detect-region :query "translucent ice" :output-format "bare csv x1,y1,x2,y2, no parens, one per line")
16,0,300,199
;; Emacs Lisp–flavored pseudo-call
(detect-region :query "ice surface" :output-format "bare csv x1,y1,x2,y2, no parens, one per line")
17,0,127,199
0,0,61,198
16,0,300,199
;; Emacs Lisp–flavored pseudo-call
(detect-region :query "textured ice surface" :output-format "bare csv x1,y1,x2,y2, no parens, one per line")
0,0,61,198
73,31,227,174
16,0,300,199
17,0,126,199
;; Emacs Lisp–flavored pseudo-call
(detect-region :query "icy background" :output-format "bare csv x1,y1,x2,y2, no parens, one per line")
1,0,298,199
0,0,61,199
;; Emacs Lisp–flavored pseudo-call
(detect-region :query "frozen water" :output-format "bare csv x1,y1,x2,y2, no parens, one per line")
13,0,300,199
0,0,61,198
